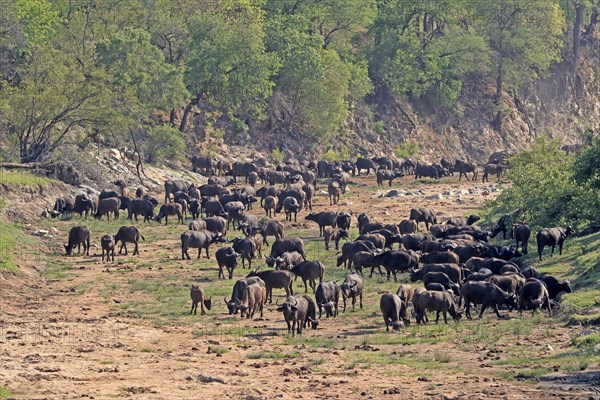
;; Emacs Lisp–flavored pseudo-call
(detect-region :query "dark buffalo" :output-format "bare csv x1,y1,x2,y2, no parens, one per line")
536,226,575,261
461,281,516,319
380,293,409,330
65,226,91,256
181,230,226,259
409,207,438,231
340,274,363,312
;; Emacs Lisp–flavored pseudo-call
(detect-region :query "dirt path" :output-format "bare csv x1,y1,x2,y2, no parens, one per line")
1,175,598,399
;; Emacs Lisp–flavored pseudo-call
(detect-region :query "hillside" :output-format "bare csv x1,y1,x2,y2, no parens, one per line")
1,1,600,168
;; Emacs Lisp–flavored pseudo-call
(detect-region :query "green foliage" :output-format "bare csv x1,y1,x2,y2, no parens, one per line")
144,125,186,164
474,0,566,95
374,121,386,135
488,137,577,228
0,386,13,399
271,148,286,163
393,142,419,158
0,0,580,160
369,0,489,106
231,117,249,134
14,0,59,46
186,6,279,120
488,136,600,229
322,148,350,161
97,28,188,113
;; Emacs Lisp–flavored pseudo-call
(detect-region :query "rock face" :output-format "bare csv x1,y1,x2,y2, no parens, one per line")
211,44,600,163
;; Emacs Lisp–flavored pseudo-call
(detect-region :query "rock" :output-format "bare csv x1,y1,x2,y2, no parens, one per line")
197,374,226,384
386,190,399,198
545,344,554,351
33,229,49,237
426,194,443,200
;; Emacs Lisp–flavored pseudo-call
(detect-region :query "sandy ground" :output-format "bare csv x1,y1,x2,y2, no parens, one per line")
1,174,598,399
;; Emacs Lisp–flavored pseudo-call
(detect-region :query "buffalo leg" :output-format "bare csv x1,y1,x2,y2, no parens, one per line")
435,311,441,324
551,245,555,256
479,304,488,319
359,293,363,309
352,296,356,311
443,311,448,324
205,246,211,259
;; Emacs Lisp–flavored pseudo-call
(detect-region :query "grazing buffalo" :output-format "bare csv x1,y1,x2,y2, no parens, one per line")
446,215,480,226
164,180,190,203
398,219,417,235
461,281,516,319
291,261,324,293
414,290,461,324
65,226,91,256
454,160,478,181
156,203,184,225
246,269,295,303
409,208,438,231
190,285,212,315
100,235,115,262
512,223,531,254
181,230,226,259
235,283,266,319
537,226,575,261
482,163,504,182
215,247,240,279
323,227,349,250
114,226,145,255
380,293,409,330
538,275,572,301
224,277,265,315
376,169,404,187
315,280,341,318
519,278,552,317
328,181,341,205
305,212,337,236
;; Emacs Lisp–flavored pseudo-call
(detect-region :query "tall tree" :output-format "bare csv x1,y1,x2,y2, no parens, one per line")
474,0,566,102
181,5,279,133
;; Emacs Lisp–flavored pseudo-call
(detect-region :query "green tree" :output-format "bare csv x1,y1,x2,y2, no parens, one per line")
369,0,488,106
181,6,279,132
474,0,566,102
489,137,578,228
2,45,107,163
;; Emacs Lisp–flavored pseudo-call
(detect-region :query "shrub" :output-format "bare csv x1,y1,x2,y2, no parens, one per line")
145,125,186,164
374,120,386,135
231,117,249,133
393,141,419,158
271,148,285,164
322,147,350,161
486,136,600,229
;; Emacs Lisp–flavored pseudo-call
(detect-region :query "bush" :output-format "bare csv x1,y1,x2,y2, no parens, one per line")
393,141,419,158
271,148,285,164
374,120,386,135
145,125,186,164
231,117,249,133
322,147,350,161
486,136,600,229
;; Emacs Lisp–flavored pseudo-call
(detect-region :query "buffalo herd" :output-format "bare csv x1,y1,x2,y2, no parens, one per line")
53,151,575,334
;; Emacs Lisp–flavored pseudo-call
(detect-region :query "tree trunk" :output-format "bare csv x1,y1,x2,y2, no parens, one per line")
587,1,599,34
572,1,583,74
179,93,201,133
495,57,504,102
169,108,177,126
